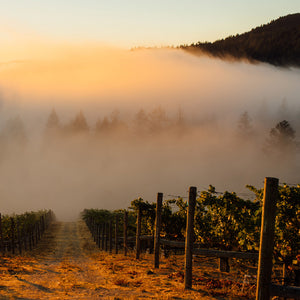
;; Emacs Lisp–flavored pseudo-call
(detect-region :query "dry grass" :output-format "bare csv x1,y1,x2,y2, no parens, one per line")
0,221,257,299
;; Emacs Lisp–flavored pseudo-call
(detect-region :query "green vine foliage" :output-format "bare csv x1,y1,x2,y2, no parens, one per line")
247,184,300,263
1,210,49,240
82,183,299,264
195,186,261,251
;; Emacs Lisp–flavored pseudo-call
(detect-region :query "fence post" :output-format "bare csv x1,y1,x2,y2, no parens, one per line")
97,224,101,248
101,223,105,250
17,220,22,255
136,207,142,259
256,177,279,300
115,215,119,254
0,213,3,254
11,217,15,255
109,220,113,253
28,225,32,250
184,186,197,289
32,224,35,246
105,222,109,252
23,225,27,251
219,257,230,272
154,193,163,268
41,215,45,234
93,219,96,242
124,211,128,256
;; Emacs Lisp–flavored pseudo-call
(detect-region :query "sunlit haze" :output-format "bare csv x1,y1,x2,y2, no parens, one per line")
0,2,299,220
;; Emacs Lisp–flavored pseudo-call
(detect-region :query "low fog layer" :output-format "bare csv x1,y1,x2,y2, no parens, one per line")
0,46,299,220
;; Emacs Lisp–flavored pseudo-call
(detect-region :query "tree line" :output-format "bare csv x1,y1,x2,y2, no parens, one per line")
180,13,300,67
0,107,298,157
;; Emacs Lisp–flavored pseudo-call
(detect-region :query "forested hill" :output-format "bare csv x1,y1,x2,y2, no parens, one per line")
180,13,300,67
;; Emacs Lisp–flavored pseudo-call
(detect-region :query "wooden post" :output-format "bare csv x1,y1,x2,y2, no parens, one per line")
93,219,96,242
11,217,15,255
38,219,41,240
101,223,105,250
256,177,279,300
32,224,35,247
41,215,45,234
219,257,230,272
39,217,42,238
97,224,101,248
0,213,3,254
31,225,35,248
184,186,197,289
115,215,119,254
105,222,109,252
17,220,22,255
95,223,98,246
36,221,39,242
23,226,27,251
124,211,128,256
28,225,32,251
154,193,163,268
109,220,113,253
136,207,142,259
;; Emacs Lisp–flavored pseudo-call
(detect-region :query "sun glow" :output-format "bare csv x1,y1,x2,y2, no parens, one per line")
0,42,191,102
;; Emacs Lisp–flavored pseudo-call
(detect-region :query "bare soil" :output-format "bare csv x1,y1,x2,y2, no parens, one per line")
0,221,256,299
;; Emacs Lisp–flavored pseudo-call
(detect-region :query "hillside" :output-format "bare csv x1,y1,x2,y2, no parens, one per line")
181,13,300,67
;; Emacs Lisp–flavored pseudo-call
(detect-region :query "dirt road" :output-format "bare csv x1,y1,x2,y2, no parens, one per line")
0,221,237,299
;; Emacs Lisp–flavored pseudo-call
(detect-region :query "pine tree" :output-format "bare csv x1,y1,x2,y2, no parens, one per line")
265,120,297,154
237,111,254,138
46,108,60,130
133,109,149,135
68,110,89,134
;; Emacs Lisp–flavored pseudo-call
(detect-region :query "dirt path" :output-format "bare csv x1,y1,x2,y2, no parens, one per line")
0,221,245,299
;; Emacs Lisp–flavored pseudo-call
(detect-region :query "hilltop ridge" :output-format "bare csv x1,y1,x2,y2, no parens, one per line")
180,13,300,67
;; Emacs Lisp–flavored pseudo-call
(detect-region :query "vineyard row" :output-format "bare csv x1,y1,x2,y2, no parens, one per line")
83,178,300,300
0,210,54,255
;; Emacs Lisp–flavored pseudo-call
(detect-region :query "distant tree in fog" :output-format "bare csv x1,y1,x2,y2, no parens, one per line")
1,116,27,147
237,111,254,138
270,120,295,143
133,109,150,135
42,109,62,150
148,106,169,133
44,108,62,138
175,106,186,134
265,120,297,154
133,106,183,136
95,110,128,136
46,108,60,130
110,109,128,133
95,117,111,135
67,110,89,134
176,107,185,127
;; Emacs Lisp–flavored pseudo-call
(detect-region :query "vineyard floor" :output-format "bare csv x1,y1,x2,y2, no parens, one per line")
0,221,256,299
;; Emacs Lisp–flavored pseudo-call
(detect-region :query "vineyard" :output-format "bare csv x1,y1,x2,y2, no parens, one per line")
0,179,299,299
0,210,54,255
82,178,300,299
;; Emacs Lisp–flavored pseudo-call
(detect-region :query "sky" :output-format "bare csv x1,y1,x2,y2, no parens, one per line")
1,0,299,48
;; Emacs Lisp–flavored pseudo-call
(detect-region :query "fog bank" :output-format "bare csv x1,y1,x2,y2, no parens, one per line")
0,46,299,220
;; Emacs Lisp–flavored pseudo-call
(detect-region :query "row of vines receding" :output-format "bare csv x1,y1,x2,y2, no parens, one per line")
82,184,300,268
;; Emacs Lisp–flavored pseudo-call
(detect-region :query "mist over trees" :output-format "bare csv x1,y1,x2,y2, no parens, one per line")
237,111,254,139
264,120,298,157
0,106,298,158
0,100,299,220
